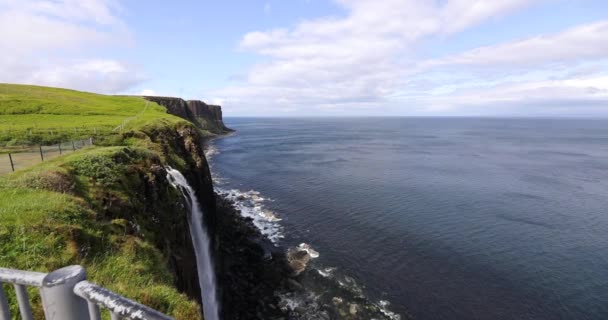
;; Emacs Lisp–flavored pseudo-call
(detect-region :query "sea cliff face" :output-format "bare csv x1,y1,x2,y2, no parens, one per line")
0,83,400,319
144,96,233,135
186,100,234,135
0,121,210,319
0,85,275,319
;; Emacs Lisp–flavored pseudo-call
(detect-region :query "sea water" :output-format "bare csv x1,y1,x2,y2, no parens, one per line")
209,117,608,320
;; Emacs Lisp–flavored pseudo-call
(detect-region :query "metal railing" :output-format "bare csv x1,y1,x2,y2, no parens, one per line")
0,265,174,320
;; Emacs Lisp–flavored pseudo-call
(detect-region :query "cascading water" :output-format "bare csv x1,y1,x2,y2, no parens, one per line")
166,167,219,320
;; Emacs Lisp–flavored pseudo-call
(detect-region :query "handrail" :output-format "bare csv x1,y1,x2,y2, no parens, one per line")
0,265,174,320
0,268,46,287
74,281,174,320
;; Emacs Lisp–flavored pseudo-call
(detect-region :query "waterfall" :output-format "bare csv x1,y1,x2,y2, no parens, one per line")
166,167,219,320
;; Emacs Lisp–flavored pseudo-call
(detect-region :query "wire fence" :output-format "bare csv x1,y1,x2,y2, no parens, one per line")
0,138,93,175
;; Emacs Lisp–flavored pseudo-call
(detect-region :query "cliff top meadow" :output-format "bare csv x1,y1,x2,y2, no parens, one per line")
0,84,208,319
0,83,178,149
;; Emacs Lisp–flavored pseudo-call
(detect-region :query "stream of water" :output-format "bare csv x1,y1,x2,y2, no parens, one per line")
166,167,219,320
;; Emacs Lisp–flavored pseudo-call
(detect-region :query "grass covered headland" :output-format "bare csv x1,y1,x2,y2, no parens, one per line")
0,84,211,319
0,83,172,147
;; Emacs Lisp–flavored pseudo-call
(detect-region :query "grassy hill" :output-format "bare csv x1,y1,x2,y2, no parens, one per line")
0,83,173,147
0,84,205,319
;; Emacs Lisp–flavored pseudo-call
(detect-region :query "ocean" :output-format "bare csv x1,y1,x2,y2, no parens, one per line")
208,117,608,320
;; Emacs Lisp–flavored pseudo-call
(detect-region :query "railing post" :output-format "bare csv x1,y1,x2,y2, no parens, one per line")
7,154,14,172
0,284,10,320
13,284,33,320
39,146,44,161
40,266,89,320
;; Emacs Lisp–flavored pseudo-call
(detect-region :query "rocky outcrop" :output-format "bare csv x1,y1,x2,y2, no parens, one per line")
144,96,192,122
186,100,233,135
287,243,319,276
144,96,233,135
214,195,291,319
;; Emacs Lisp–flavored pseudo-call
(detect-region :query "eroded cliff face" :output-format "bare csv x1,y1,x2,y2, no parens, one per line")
144,96,233,135
186,100,234,135
134,99,294,318
104,122,217,306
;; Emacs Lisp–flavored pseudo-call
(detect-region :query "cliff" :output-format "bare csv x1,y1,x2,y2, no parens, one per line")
0,123,209,319
0,85,217,319
144,96,233,135
186,100,234,135
0,84,309,320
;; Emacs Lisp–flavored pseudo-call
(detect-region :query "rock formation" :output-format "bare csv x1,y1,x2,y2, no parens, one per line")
186,100,234,134
143,96,233,135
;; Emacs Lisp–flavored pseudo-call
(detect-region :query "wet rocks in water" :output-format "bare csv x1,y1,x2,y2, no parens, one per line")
214,193,291,319
214,193,404,320
332,297,343,305
287,243,319,275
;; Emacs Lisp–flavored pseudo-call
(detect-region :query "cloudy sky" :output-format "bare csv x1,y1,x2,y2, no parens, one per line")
1,0,608,116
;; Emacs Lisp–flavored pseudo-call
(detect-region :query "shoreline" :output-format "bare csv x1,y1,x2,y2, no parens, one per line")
206,136,405,320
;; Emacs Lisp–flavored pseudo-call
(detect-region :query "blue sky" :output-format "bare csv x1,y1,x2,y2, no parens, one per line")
1,0,607,116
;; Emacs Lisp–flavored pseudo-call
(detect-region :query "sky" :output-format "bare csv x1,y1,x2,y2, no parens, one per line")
1,0,608,117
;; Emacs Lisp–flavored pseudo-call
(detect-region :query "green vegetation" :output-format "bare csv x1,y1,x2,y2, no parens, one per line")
0,84,204,319
0,83,174,147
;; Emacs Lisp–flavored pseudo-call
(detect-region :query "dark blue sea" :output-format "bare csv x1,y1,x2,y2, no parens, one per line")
209,117,608,320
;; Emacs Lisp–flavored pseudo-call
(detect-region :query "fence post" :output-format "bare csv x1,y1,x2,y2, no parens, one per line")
89,137,93,146
8,154,14,172
39,146,44,161
58,143,62,155
40,265,90,320
72,141,76,151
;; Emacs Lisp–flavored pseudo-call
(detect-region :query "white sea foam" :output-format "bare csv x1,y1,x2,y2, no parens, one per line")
336,275,364,298
297,243,320,258
204,143,219,160
316,267,337,278
217,187,284,243
278,293,305,311
206,140,402,319
377,300,402,320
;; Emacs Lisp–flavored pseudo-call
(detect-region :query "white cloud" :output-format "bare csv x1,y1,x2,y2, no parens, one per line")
216,0,608,116
217,0,537,115
414,75,608,116
139,89,157,96
438,0,535,34
25,59,146,93
425,21,608,68
0,0,142,93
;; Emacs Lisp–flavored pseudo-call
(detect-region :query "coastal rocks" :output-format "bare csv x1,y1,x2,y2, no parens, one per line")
143,96,191,121
287,243,320,276
213,192,407,320
143,96,233,135
217,188,283,242
186,100,234,134
214,194,291,320
288,250,310,276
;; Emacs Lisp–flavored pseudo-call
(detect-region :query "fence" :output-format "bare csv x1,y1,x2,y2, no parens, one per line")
0,138,93,175
0,265,173,320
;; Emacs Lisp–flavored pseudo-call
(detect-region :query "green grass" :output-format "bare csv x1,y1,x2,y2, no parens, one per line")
0,147,202,319
0,83,176,147
0,84,204,319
